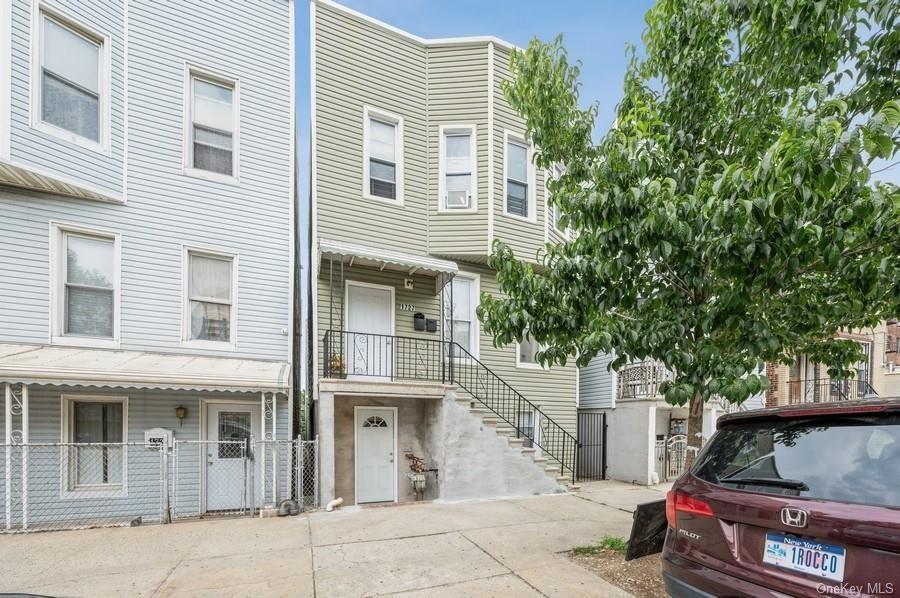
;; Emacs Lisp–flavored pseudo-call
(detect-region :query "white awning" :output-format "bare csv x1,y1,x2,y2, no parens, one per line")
0,343,289,394
0,159,122,204
319,238,458,291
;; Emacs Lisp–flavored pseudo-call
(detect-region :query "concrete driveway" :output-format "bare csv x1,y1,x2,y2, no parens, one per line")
0,481,660,597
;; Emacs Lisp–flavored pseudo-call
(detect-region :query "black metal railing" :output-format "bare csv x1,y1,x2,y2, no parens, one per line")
322,330,579,483
323,330,445,382
788,377,878,404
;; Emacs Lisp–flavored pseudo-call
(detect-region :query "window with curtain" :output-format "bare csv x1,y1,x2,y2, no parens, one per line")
444,277,475,353
188,252,233,342
70,400,124,487
518,335,542,366
506,141,529,217
444,132,472,209
191,76,235,176
367,117,397,199
64,233,114,337
40,14,101,142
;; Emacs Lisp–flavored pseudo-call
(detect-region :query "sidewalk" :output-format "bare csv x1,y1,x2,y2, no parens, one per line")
0,482,653,597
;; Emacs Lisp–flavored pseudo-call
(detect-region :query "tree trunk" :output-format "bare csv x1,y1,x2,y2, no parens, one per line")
685,393,704,470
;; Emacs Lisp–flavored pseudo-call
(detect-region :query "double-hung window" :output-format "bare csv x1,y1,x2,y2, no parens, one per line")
188,73,237,178
440,126,476,211
185,250,235,346
52,225,119,347
444,275,479,357
505,134,533,219
64,396,127,493
363,107,403,202
37,11,104,145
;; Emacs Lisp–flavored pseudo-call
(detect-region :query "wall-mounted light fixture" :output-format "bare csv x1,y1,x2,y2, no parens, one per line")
175,405,187,427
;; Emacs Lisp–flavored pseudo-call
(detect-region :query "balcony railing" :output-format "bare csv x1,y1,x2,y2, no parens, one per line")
617,360,674,401
322,330,579,483
323,330,445,382
788,378,878,404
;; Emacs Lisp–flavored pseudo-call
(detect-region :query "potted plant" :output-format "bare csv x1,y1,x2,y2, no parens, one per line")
405,453,427,500
327,354,346,379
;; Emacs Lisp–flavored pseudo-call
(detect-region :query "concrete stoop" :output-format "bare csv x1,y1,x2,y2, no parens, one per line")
437,395,571,498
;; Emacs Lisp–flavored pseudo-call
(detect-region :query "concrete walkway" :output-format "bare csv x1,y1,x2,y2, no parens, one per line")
0,481,658,597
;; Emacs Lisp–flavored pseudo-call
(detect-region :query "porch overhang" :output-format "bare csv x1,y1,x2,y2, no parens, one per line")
0,159,123,204
0,343,289,394
319,238,458,291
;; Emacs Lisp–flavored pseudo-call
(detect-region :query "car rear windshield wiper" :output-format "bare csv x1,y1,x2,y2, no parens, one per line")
718,476,809,490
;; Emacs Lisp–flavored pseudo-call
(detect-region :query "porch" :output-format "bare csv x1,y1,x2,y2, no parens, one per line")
0,344,307,533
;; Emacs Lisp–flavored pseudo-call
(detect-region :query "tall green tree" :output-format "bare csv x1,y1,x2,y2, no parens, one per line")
479,0,900,458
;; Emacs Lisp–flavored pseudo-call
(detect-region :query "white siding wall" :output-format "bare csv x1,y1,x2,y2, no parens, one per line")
0,0,293,361
579,353,616,410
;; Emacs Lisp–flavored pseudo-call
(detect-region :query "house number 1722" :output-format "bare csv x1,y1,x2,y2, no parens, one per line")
399,303,415,311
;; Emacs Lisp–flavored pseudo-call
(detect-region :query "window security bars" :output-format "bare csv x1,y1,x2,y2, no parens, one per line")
1,438,318,534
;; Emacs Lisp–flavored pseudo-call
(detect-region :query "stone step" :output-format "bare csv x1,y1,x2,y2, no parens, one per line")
507,437,525,448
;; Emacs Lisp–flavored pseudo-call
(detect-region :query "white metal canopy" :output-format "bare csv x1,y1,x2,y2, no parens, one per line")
318,238,458,291
0,343,289,393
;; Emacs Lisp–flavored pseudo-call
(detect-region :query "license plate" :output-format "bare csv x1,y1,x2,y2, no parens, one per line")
763,532,845,581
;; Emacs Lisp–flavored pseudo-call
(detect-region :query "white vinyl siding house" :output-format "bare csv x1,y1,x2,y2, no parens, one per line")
0,0,295,531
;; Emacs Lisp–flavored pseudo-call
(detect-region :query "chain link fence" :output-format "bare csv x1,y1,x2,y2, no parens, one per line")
2,437,318,534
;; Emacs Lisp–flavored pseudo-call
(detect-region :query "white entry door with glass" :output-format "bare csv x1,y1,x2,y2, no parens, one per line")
355,407,396,503
346,282,394,379
205,403,260,511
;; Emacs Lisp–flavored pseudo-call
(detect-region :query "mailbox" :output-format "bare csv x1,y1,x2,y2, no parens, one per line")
144,427,173,450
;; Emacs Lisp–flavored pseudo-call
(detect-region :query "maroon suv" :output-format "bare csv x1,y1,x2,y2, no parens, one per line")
662,399,900,597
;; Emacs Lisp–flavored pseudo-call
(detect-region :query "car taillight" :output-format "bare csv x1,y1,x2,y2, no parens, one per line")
667,490,713,529
666,489,676,528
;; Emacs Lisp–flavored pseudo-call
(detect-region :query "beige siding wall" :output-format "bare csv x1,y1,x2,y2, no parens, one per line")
314,3,428,254
426,44,490,257
492,46,548,263
315,261,577,436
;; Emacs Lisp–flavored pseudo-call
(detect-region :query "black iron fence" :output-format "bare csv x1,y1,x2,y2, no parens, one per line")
322,330,579,483
788,377,878,404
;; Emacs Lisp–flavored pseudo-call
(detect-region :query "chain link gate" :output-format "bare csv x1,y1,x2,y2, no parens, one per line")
3,437,318,533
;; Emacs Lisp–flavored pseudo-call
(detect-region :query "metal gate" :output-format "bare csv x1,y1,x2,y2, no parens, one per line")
655,434,687,482
576,411,606,481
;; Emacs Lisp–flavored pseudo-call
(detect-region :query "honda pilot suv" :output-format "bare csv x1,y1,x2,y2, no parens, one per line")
662,399,900,597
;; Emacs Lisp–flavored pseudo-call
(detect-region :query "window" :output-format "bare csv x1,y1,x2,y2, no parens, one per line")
36,11,105,146
185,249,236,346
505,133,533,219
52,224,119,347
363,107,403,202
188,72,237,178
517,335,545,369
63,396,127,492
439,125,476,211
518,411,535,448
443,275,479,357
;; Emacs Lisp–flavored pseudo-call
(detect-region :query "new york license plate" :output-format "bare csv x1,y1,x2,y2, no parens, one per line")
763,532,845,581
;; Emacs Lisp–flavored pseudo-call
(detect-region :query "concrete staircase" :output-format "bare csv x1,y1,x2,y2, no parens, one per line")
455,397,576,492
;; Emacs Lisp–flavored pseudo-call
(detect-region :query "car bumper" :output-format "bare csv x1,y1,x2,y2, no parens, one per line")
662,546,787,598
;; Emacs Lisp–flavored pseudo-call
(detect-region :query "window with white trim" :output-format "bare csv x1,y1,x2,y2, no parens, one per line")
363,108,402,201
444,276,478,356
38,12,103,143
517,335,544,368
505,136,532,218
64,396,126,490
56,228,117,341
440,126,475,210
188,73,236,176
186,250,234,344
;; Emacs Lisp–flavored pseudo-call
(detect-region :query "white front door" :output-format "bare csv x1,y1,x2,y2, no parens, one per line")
346,282,394,378
355,407,396,503
205,403,261,511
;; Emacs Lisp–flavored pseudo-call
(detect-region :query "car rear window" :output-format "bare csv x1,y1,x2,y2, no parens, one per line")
693,414,900,507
